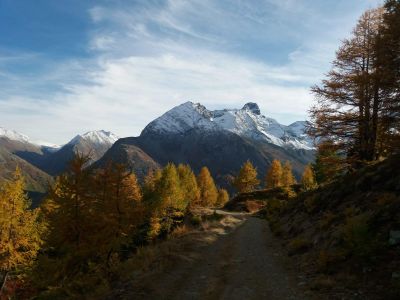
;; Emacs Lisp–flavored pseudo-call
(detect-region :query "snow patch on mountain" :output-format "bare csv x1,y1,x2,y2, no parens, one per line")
142,102,315,150
0,127,31,143
68,130,119,146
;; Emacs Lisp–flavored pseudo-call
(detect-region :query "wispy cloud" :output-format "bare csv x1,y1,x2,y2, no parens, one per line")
0,0,382,144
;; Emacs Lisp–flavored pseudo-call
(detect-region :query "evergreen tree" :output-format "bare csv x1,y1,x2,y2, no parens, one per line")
233,160,260,193
216,188,229,207
265,160,283,188
281,161,296,188
197,167,218,207
0,168,42,294
301,164,318,191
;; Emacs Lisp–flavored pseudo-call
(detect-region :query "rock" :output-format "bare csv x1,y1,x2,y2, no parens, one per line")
389,230,400,245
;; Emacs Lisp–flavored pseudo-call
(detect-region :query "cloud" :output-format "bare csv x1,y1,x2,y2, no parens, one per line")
0,0,383,144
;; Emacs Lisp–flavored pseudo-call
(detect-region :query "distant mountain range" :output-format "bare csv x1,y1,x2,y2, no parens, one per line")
0,102,315,192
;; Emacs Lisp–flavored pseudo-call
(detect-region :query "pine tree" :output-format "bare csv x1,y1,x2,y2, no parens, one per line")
265,160,283,188
216,188,229,207
0,168,42,294
301,164,318,191
233,160,260,193
281,161,296,188
197,167,218,207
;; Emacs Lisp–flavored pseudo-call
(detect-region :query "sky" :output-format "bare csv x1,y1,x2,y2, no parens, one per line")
0,0,382,145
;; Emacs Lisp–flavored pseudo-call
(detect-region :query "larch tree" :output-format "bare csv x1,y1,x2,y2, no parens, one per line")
177,164,200,207
197,167,218,207
94,164,144,267
301,164,318,191
310,8,385,165
265,160,283,188
37,154,95,286
0,168,42,295
233,160,260,193
281,161,296,188
216,188,229,208
375,0,400,152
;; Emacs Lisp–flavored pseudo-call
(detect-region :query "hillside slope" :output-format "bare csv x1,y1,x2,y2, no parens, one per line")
265,155,400,299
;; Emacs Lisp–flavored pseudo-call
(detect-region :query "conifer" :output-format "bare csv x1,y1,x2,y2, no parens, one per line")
216,188,229,208
0,168,42,293
233,160,260,193
301,164,318,191
197,167,218,207
281,161,296,188
177,164,200,206
265,160,283,188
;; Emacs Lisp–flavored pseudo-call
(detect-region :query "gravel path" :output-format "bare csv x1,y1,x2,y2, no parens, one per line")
114,214,310,300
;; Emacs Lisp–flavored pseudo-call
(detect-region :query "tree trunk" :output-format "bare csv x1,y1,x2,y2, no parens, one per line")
0,271,9,296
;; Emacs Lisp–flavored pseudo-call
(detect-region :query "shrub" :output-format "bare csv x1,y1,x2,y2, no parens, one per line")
319,211,336,229
288,237,311,255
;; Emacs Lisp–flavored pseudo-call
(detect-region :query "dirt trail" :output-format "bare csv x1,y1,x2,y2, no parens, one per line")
114,213,311,300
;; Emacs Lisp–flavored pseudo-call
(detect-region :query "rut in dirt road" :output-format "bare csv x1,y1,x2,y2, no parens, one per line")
121,214,310,300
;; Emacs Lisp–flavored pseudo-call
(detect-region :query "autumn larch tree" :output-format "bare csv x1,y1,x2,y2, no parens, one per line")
281,161,296,188
265,160,283,188
197,167,218,207
310,8,385,166
301,164,318,191
233,160,260,193
177,164,200,207
0,168,42,295
216,188,229,208
375,0,400,152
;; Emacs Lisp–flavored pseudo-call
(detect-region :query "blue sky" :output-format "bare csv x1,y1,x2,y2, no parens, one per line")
0,0,382,144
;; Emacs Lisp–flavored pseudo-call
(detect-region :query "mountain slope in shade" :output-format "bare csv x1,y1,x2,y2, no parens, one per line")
38,130,119,175
0,129,54,192
92,138,160,179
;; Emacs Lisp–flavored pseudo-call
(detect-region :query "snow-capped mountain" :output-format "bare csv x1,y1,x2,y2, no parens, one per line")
142,102,314,150
0,127,31,143
97,101,316,190
68,130,119,146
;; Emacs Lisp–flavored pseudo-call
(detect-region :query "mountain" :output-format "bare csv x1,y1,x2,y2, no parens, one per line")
37,130,119,175
97,102,315,188
142,102,314,150
0,128,53,192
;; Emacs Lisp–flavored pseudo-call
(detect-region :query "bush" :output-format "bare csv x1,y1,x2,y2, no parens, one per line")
288,237,311,255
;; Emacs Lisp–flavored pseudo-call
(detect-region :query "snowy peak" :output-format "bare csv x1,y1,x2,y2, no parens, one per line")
0,127,30,143
68,130,119,146
142,102,314,150
242,102,261,115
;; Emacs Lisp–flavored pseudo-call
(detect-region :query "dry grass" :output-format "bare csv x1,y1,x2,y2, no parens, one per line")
116,213,243,283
